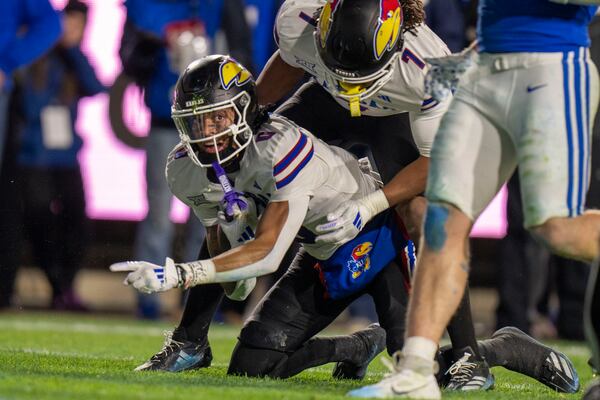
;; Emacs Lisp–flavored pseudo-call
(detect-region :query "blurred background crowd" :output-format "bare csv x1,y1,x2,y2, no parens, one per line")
0,0,598,342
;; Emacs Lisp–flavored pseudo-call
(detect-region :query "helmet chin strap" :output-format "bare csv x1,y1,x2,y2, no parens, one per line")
339,82,366,117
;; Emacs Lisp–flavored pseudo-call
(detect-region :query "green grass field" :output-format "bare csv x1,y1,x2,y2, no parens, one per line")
0,312,594,400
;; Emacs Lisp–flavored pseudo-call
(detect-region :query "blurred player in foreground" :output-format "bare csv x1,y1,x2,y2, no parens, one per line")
259,0,579,392
350,0,600,398
111,55,579,392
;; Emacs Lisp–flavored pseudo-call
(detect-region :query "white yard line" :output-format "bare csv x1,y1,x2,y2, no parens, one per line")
0,320,236,339
1,347,136,361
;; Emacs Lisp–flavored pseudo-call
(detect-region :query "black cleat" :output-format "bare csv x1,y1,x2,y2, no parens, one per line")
490,326,579,393
445,348,495,391
135,331,212,372
584,379,600,400
332,323,386,380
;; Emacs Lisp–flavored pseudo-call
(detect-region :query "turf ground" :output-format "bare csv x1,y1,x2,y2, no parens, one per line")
0,312,594,400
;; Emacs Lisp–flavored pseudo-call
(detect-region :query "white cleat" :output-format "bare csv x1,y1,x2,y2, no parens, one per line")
347,353,441,399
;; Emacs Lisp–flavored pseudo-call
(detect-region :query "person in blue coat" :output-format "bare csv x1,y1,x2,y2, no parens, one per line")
14,0,105,310
0,0,61,308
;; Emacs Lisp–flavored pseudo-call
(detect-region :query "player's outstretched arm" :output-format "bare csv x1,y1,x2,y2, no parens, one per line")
111,196,309,293
256,50,305,106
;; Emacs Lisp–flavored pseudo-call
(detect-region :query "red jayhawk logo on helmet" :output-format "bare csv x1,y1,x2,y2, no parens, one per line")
318,0,341,48
347,242,373,279
219,59,252,90
374,0,403,60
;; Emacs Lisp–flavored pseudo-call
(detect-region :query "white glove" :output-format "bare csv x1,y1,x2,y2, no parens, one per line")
424,50,475,102
315,190,389,246
109,257,182,294
110,257,217,292
218,196,258,248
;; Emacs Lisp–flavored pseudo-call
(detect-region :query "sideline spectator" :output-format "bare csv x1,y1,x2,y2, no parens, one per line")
0,0,61,309
13,0,105,310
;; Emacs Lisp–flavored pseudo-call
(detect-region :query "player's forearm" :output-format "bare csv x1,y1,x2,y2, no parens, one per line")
382,156,429,208
256,50,305,106
179,197,308,286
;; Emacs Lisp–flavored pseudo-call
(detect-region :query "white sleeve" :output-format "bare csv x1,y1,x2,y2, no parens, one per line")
212,196,309,282
222,278,257,301
408,95,451,157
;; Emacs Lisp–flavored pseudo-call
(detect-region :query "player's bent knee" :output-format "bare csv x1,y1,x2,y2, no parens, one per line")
227,341,286,378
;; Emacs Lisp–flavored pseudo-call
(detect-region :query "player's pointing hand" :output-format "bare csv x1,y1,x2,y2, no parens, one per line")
109,257,182,294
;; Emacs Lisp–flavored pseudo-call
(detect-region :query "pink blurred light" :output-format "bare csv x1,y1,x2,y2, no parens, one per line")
56,0,189,222
54,0,506,237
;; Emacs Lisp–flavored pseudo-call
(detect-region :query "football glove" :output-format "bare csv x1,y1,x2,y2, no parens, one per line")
109,257,182,294
315,190,389,246
424,49,475,102
217,195,258,248
110,257,216,293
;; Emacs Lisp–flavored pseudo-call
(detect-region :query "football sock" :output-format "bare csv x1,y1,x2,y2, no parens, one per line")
173,241,225,343
446,290,482,361
173,283,225,343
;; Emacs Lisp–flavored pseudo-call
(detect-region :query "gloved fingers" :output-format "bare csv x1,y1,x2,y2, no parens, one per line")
125,268,145,286
315,228,349,244
326,204,350,222
109,261,144,272
133,278,155,294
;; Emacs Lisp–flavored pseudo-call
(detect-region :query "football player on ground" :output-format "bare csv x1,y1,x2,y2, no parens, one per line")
348,0,600,398
111,56,579,393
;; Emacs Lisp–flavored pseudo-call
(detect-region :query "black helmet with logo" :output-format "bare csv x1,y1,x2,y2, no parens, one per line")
171,55,261,167
315,0,404,116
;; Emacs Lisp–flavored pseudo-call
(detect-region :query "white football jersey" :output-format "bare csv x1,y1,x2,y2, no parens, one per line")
166,115,379,259
275,0,452,155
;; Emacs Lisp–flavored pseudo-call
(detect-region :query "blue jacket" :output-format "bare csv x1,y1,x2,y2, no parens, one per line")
0,0,61,86
425,0,468,53
17,47,105,167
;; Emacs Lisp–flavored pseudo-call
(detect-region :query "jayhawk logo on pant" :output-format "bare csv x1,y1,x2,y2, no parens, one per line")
318,0,341,48
219,59,252,90
374,0,403,60
347,242,373,279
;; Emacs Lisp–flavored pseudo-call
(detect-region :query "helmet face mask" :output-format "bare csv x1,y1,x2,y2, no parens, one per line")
315,49,398,102
171,55,260,168
172,91,252,167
